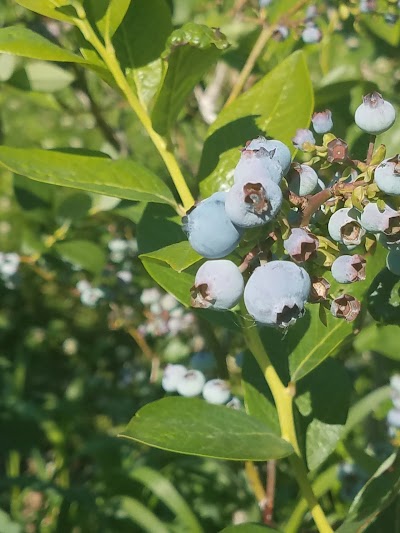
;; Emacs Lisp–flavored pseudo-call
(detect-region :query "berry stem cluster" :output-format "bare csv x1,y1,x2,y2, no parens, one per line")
71,2,195,213
243,318,333,533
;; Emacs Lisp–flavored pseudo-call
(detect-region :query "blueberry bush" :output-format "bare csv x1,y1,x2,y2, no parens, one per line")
2,0,400,531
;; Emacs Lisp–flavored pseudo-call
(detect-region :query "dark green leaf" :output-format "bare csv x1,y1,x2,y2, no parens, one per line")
0,26,86,63
343,386,391,440
199,51,313,196
151,23,229,135
55,240,106,274
337,453,400,533
353,323,400,360
120,397,293,461
0,147,176,207
56,193,92,221
137,203,184,254
118,497,169,533
367,268,400,325
220,525,280,532
361,14,400,47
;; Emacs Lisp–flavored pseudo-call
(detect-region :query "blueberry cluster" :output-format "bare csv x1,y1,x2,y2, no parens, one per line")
183,91,400,329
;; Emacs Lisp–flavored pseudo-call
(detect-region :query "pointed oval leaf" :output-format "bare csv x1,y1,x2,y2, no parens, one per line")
55,240,105,274
120,397,293,461
0,147,176,207
14,0,75,22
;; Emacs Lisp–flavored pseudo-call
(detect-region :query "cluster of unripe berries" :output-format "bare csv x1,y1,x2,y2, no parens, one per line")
183,91,399,329
161,352,239,406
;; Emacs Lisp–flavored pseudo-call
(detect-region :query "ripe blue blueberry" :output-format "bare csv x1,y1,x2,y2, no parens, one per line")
182,192,243,259
374,155,400,195
225,176,283,228
191,260,244,310
287,163,319,196
331,254,366,284
284,228,319,263
330,294,361,321
301,24,322,44
162,364,187,392
312,110,333,134
246,137,291,175
176,369,206,397
355,92,396,135
202,379,231,404
292,128,316,150
235,146,283,184
328,207,365,248
244,260,311,328
360,201,400,234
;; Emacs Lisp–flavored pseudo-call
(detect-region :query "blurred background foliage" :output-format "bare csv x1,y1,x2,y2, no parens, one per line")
1,0,400,531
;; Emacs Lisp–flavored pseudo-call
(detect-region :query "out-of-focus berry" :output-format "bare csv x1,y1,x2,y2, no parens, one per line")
140,287,161,306
176,369,206,397
374,155,400,196
387,408,400,428
226,396,242,409
0,252,20,278
328,207,366,248
191,260,244,310
284,228,319,263
355,92,396,135
225,176,283,228
202,379,231,404
182,192,243,259
244,261,311,328
190,351,217,374
331,254,366,284
272,25,289,41
312,110,333,134
162,364,187,392
292,128,316,150
301,24,322,44
359,0,376,13
384,13,398,25
330,294,360,321
287,163,319,196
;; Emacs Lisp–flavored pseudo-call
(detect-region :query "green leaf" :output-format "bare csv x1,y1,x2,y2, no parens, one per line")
151,23,229,135
367,268,400,325
220,525,280,533
56,193,92,221
14,0,76,23
120,397,293,461
199,51,313,196
130,467,203,533
22,62,75,92
137,203,184,254
140,242,201,273
242,351,280,433
0,147,176,207
0,26,87,63
353,323,400,360
119,496,169,533
337,453,400,533
295,359,351,471
54,240,105,274
83,0,131,38
361,14,400,47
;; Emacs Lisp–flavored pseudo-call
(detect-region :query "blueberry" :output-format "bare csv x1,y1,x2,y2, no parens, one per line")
272,25,289,41
80,287,105,307
202,379,231,404
374,155,400,196
287,163,319,196
292,128,316,150
387,408,400,429
162,364,187,392
190,351,216,374
182,192,243,259
191,259,244,310
386,250,400,276
0,252,20,278
390,374,400,394
359,0,376,13
244,260,311,328
225,176,283,228
301,24,322,44
355,92,396,135
235,145,283,184
226,396,242,409
330,294,360,321
360,201,400,235
328,207,365,248
284,228,319,263
312,109,333,134
176,369,206,397
331,254,366,283
246,137,291,175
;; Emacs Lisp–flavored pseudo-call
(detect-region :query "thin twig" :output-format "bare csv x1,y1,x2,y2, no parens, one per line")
126,326,160,383
366,134,376,165
263,460,277,526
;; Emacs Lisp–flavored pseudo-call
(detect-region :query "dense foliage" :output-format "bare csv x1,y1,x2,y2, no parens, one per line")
1,1,400,532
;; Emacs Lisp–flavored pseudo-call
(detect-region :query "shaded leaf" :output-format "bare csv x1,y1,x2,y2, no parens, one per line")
152,23,229,135
220,525,280,532
14,0,76,23
83,0,131,38
353,323,400,360
119,496,169,533
367,268,400,325
0,147,176,206
120,397,293,461
55,240,105,274
140,242,201,273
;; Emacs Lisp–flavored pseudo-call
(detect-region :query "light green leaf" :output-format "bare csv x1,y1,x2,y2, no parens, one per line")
83,0,131,38
353,323,400,360
337,453,400,533
0,26,86,63
23,62,75,92
140,242,202,273
55,240,105,274
199,51,313,196
130,467,203,533
0,147,176,207
119,497,169,533
14,0,75,23
120,397,293,461
151,23,229,135
361,14,400,47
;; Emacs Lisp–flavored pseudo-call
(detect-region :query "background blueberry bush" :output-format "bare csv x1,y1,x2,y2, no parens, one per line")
1,0,400,531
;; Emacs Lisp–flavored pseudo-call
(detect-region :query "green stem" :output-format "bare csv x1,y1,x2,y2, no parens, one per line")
242,315,333,533
72,3,194,212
